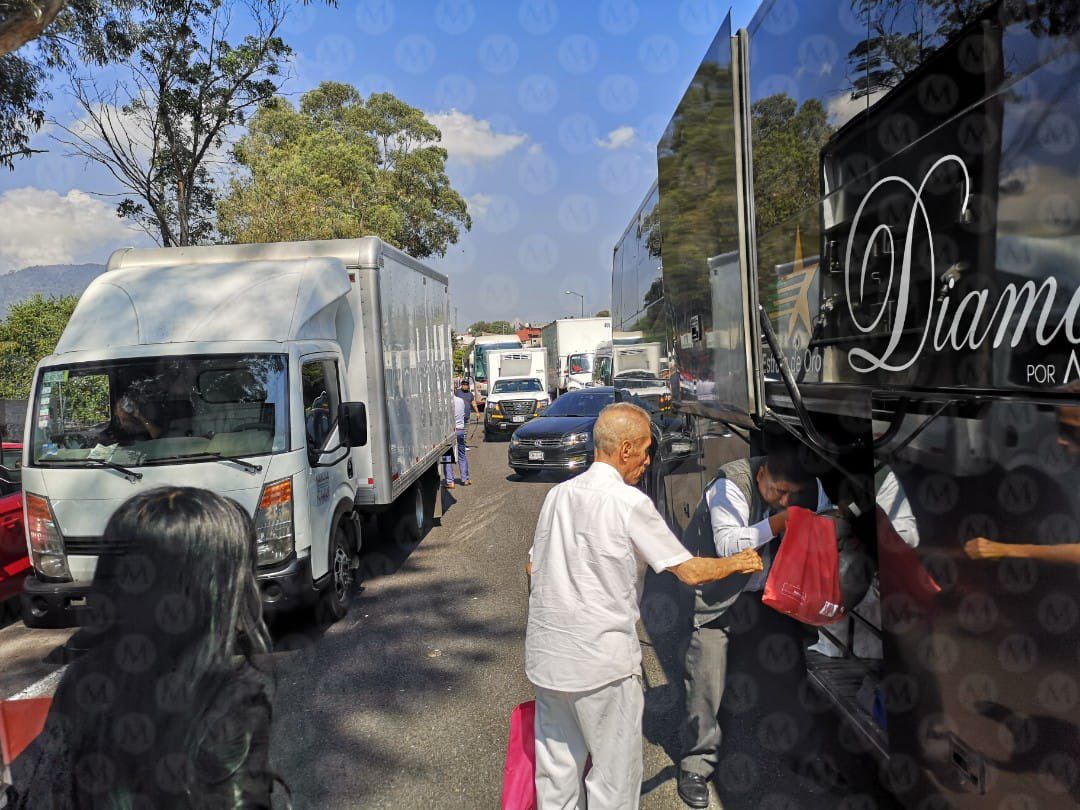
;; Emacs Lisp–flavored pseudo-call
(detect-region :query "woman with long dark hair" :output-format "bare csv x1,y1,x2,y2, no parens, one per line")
14,487,285,809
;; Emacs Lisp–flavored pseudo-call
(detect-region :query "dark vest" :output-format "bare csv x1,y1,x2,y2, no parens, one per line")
683,457,816,627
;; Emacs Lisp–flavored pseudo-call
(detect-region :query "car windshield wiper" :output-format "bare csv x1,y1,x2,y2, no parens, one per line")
143,452,263,474
39,458,143,482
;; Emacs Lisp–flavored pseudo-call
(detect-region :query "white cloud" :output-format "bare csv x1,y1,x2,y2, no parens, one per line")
528,143,543,155
0,187,147,274
466,193,492,217
595,125,637,150
427,110,528,163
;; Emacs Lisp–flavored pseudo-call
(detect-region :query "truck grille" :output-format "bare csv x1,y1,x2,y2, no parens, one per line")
64,537,133,556
502,400,536,416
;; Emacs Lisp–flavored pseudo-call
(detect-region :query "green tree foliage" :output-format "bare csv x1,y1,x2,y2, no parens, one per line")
0,1,135,168
467,320,513,335
55,0,295,246
452,343,467,374
0,294,77,399
0,0,334,170
594,310,610,317
218,81,471,257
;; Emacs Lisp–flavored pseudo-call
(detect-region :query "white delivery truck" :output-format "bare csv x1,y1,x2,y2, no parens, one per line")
467,334,522,405
593,340,671,412
482,348,549,440
19,237,453,627
539,317,612,397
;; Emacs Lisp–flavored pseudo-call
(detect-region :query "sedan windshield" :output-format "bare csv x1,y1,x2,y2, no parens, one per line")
492,379,543,394
543,391,613,418
31,354,289,466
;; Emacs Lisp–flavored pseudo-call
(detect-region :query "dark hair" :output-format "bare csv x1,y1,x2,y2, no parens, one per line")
19,487,282,808
763,444,815,488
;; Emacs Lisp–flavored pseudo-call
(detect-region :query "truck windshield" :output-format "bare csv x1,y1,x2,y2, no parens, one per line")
30,354,289,467
492,379,543,394
568,353,593,374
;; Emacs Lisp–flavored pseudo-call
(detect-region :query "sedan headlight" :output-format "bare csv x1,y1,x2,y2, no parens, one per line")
510,434,523,447
562,432,591,446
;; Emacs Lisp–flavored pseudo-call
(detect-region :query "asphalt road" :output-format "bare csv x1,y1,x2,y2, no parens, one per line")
0,424,903,809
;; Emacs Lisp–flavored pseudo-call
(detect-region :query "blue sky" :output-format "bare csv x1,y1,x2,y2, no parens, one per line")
0,0,761,328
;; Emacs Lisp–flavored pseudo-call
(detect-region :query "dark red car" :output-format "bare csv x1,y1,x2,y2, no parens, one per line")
0,443,27,604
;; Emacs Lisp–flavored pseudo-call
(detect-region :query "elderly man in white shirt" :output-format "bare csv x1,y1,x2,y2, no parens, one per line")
676,449,829,807
525,402,762,810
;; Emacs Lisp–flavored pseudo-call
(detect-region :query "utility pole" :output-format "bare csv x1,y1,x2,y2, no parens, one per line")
563,290,584,318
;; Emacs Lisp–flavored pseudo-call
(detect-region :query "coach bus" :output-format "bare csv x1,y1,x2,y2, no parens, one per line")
617,1,1080,807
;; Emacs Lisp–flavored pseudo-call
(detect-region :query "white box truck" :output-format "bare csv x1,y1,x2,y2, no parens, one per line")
539,317,611,397
593,340,671,412
19,237,453,627
482,348,549,439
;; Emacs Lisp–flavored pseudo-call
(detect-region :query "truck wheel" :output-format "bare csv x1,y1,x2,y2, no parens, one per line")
317,522,355,624
396,480,431,544
513,467,534,478
484,429,493,441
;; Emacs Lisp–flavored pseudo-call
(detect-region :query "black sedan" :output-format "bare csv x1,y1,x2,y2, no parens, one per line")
508,387,654,476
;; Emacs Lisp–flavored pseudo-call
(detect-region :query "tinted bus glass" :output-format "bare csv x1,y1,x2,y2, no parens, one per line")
657,12,751,415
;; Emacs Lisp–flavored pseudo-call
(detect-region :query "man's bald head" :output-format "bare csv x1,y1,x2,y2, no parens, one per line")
594,402,650,454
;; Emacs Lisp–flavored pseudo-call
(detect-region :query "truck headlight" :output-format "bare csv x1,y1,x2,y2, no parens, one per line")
254,478,294,567
25,493,71,581
562,432,590,446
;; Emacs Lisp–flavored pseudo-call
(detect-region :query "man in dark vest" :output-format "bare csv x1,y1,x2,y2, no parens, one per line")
676,448,829,808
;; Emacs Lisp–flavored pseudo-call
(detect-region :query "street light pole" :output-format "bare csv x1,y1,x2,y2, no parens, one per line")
563,290,584,318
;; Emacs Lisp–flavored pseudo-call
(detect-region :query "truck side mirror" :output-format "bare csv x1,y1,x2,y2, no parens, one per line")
338,402,368,448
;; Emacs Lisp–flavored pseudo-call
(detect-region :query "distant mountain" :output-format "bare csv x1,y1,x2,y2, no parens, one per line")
0,263,106,318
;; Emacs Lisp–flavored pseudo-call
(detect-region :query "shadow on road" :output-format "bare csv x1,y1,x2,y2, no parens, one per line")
266,526,522,806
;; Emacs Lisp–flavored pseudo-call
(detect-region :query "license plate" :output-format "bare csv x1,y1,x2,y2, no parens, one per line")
512,415,525,423
528,450,544,461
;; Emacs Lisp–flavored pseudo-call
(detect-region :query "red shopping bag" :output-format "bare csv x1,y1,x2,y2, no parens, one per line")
763,506,845,625
875,506,941,615
501,700,537,810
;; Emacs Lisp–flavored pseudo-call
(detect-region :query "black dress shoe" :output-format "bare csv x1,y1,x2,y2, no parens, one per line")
677,767,710,808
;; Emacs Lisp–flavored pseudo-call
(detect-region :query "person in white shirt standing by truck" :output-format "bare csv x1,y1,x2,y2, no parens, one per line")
525,402,762,810
443,393,470,489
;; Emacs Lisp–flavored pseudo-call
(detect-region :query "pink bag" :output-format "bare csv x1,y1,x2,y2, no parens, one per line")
501,700,537,810
763,506,845,625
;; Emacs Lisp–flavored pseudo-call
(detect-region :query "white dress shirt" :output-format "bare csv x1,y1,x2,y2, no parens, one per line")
526,462,692,692
705,476,831,591
453,394,466,430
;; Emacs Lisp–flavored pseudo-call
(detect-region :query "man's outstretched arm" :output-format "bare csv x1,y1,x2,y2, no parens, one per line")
669,549,763,587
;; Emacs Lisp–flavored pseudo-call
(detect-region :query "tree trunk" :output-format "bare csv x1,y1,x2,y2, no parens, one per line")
0,0,68,57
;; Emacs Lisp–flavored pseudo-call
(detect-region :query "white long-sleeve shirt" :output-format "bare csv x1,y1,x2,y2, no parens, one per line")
705,476,831,591
526,462,692,692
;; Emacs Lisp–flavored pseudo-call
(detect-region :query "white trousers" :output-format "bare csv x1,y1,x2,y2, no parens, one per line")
533,675,643,810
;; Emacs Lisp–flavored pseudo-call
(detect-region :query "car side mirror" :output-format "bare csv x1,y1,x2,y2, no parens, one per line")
338,402,368,448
